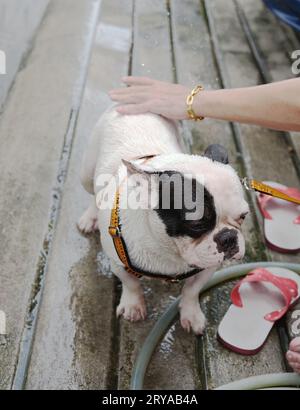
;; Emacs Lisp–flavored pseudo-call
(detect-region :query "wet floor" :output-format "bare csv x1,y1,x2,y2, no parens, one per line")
0,0,300,390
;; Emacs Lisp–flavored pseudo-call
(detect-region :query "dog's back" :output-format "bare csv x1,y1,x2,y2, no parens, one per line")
85,107,183,187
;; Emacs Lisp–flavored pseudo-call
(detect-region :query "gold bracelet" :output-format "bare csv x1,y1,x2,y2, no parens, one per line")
186,85,205,121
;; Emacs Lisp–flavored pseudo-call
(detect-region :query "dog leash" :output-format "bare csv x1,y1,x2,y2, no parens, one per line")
108,156,300,282
241,178,300,205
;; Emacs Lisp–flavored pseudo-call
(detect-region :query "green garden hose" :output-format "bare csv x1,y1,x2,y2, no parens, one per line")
215,372,300,390
130,262,300,390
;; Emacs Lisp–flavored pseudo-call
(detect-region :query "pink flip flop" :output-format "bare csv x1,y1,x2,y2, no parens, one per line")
218,267,300,355
257,181,300,253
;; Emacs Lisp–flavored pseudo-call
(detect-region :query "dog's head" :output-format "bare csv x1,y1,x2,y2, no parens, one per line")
122,144,249,270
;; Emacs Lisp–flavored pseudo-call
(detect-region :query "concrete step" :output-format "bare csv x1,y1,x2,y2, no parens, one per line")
0,0,100,389
0,0,49,109
1,0,299,391
25,0,133,390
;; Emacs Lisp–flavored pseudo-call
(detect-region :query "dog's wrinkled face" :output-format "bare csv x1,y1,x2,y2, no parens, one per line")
123,144,249,269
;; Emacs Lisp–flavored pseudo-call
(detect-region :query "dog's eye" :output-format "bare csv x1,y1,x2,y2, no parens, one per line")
237,212,248,225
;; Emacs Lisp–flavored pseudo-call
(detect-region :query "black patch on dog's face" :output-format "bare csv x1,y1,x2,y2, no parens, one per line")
155,171,217,238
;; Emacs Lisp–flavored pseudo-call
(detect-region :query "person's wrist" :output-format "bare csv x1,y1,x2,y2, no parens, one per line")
186,85,205,121
192,90,207,119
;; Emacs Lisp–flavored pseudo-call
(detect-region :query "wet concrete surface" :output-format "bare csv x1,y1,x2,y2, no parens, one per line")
0,0,102,389
0,0,49,109
0,0,300,390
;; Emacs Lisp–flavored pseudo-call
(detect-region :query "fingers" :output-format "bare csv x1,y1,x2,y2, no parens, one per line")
110,93,146,104
109,86,150,104
122,76,154,86
115,103,149,115
109,86,150,95
286,338,300,373
289,362,300,373
286,349,300,372
289,337,300,352
287,350,300,362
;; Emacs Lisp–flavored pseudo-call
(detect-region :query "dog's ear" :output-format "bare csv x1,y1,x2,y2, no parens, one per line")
122,158,157,175
203,144,229,164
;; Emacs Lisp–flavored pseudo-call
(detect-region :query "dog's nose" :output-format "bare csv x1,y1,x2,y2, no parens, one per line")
213,228,238,258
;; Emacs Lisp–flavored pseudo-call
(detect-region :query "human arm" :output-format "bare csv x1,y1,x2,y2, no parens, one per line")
109,77,300,132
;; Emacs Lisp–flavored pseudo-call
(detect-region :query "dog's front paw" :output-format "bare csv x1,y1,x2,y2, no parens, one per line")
117,290,147,322
77,208,99,234
179,300,206,335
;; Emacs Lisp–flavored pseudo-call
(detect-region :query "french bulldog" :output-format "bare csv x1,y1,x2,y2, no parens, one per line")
78,107,249,334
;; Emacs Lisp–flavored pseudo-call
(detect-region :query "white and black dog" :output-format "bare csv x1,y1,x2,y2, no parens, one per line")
78,107,249,334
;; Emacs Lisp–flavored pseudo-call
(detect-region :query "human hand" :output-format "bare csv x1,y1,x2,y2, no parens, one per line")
108,76,190,120
286,337,300,373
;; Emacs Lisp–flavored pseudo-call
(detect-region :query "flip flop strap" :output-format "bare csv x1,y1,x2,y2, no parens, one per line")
258,187,300,223
231,268,298,322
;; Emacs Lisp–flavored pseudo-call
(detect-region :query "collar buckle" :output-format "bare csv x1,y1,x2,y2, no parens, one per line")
241,177,253,191
109,225,121,237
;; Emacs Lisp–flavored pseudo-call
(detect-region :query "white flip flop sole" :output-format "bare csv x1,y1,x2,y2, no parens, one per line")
258,181,300,253
218,267,300,355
